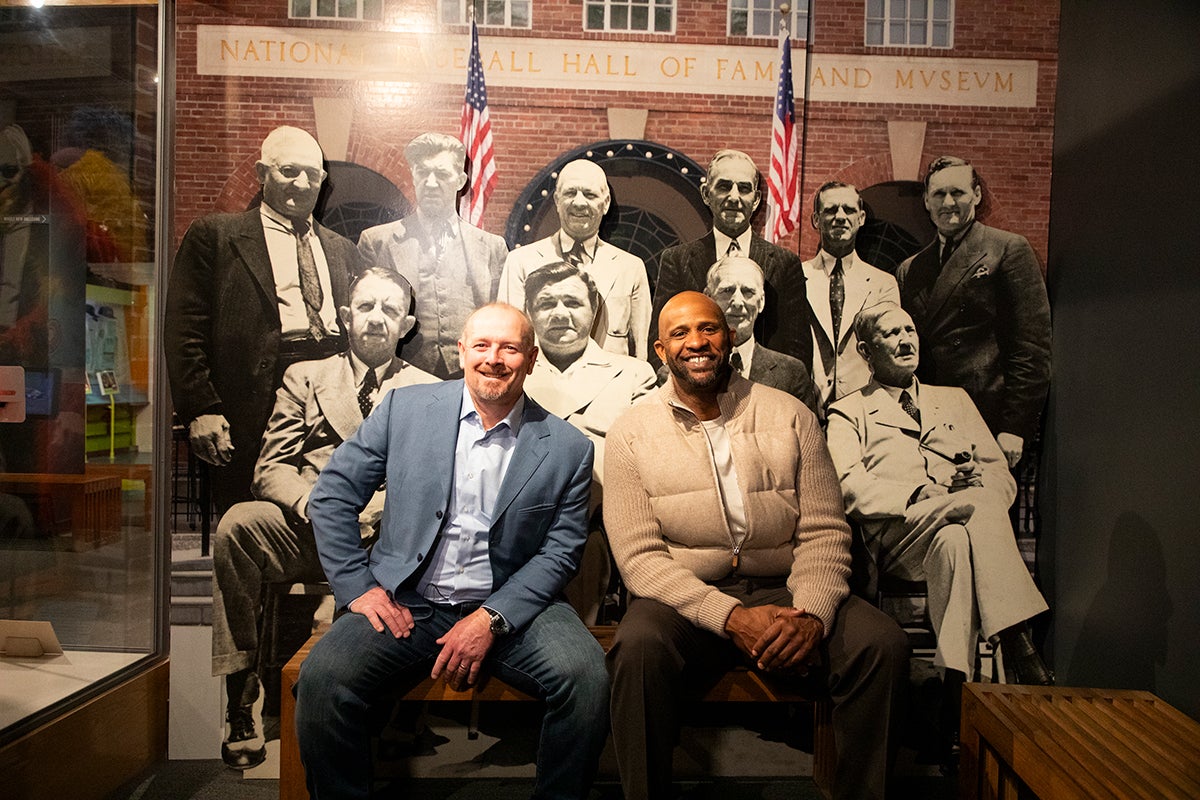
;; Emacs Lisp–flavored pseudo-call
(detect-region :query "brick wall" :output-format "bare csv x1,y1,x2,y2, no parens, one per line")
173,0,1059,265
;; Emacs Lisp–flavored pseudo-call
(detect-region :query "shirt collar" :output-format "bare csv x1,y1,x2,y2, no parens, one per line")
555,230,598,258
816,249,856,274
260,202,310,236
880,376,919,404
416,209,460,239
713,227,752,258
349,352,390,388
460,383,525,435
733,337,755,371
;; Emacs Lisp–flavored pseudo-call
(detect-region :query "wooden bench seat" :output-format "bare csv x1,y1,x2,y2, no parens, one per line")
959,683,1200,799
279,623,833,800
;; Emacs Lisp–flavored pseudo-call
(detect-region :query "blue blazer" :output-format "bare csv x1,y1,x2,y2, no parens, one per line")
308,379,595,633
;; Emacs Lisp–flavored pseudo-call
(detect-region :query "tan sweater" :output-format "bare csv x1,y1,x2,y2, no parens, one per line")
603,373,851,637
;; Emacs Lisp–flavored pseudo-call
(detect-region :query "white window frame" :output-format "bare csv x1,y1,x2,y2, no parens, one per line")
584,0,676,35
728,0,809,40
289,0,383,23
865,0,954,49
439,0,532,29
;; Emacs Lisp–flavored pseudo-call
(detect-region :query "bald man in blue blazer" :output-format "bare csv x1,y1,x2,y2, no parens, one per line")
296,303,609,800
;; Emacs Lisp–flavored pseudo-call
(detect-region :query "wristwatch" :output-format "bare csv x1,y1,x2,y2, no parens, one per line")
483,606,511,637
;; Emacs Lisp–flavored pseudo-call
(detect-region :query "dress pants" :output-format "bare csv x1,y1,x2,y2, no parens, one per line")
296,600,610,800
211,500,325,676
607,588,908,800
878,490,1049,676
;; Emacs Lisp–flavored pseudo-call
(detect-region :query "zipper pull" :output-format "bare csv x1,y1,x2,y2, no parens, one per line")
731,544,741,570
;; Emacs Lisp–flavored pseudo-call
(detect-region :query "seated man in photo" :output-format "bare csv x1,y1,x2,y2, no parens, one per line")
826,302,1051,757
656,255,818,414
604,291,908,800
211,268,437,769
521,261,657,621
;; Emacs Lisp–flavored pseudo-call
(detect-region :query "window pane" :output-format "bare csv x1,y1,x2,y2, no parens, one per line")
933,0,950,18
486,0,504,25
890,0,906,18
631,5,648,29
586,4,605,29
338,0,356,19
866,19,883,44
292,0,312,18
890,20,906,43
909,21,926,44
932,21,949,46
866,0,884,17
731,9,748,35
655,6,671,31
317,0,336,18
362,0,382,20
911,0,927,20
753,8,771,35
512,1,530,27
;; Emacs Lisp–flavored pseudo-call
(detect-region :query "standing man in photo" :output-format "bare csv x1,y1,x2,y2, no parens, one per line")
803,181,900,412
211,268,437,769
498,159,652,360
895,156,1051,468
165,126,359,511
651,149,812,372
358,132,509,379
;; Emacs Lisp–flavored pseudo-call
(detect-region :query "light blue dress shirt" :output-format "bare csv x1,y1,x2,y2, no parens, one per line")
415,386,524,605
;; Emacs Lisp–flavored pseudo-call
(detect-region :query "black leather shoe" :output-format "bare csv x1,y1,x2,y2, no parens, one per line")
999,627,1054,686
222,704,266,770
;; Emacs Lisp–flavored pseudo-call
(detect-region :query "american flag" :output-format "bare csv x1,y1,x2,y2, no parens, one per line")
765,29,801,243
459,20,497,226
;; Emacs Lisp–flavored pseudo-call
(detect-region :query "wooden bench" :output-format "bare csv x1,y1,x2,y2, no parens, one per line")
0,471,122,549
959,683,1200,799
279,624,833,800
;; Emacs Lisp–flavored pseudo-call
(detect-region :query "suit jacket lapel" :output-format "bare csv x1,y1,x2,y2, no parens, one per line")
460,226,493,306
491,400,550,523
863,381,921,435
314,354,364,443
749,343,777,382
230,211,278,318
590,241,622,299
923,224,988,328
689,232,719,287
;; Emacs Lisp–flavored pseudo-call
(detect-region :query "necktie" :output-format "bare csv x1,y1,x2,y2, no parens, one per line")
830,258,845,340
293,219,326,340
726,238,741,256
730,352,744,374
358,368,378,419
900,390,921,426
940,237,957,267
566,241,586,266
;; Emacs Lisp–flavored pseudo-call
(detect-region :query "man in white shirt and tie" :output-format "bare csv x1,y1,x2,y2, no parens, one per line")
802,181,899,413
499,159,651,360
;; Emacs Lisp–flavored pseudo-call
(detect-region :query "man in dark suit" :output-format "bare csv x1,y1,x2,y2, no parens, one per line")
296,303,610,799
357,132,508,379
895,156,1051,468
165,126,359,510
656,255,817,413
650,148,811,372
211,268,437,769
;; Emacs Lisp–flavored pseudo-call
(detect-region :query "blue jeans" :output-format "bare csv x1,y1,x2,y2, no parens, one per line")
295,600,609,799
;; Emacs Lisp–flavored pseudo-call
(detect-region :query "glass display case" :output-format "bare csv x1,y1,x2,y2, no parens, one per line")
0,0,168,765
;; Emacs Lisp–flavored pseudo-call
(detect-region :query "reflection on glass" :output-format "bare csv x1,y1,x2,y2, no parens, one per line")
0,1,161,742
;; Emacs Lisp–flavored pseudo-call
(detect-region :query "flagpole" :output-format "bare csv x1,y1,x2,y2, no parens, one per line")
796,1,816,251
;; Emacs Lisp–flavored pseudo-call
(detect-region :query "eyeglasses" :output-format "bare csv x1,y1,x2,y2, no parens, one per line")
270,164,326,183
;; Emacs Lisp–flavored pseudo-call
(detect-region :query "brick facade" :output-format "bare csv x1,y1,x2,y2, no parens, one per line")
174,1,1058,267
